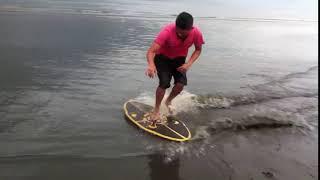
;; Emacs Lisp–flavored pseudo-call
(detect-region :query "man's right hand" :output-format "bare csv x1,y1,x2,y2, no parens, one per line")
145,65,157,78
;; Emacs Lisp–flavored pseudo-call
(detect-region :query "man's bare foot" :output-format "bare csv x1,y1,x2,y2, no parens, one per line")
150,111,161,123
148,111,162,129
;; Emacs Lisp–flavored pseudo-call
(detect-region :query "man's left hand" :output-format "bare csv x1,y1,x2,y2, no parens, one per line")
177,63,191,73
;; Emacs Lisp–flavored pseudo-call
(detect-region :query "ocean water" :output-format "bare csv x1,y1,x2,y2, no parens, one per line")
0,1,318,179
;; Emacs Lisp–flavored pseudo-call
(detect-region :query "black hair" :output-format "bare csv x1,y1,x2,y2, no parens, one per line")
175,12,193,30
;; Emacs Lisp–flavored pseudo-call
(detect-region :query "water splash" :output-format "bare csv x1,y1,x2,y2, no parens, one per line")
134,90,199,116
195,66,318,108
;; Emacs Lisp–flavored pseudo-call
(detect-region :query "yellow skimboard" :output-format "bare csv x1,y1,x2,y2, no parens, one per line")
123,100,191,142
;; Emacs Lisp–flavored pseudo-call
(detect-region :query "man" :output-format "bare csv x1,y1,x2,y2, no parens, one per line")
145,12,204,123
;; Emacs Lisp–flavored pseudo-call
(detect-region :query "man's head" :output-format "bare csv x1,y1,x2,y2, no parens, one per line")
175,12,193,39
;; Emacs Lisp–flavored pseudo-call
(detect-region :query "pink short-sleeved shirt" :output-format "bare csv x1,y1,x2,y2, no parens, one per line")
154,23,204,59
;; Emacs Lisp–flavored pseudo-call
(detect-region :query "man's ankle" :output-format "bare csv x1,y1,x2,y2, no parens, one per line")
165,99,171,105
153,109,160,115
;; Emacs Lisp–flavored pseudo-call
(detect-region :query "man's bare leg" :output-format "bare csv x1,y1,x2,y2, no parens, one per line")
165,83,184,113
151,86,166,121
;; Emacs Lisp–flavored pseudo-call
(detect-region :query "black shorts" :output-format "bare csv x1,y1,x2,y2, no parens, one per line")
154,54,187,89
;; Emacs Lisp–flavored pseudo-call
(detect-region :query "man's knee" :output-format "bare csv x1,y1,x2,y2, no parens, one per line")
174,83,184,92
159,83,170,89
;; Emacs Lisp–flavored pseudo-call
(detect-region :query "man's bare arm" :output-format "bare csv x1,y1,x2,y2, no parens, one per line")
186,46,202,66
177,46,202,73
145,42,161,78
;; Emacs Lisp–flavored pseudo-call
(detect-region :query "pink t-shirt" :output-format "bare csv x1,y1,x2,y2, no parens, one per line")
154,23,204,59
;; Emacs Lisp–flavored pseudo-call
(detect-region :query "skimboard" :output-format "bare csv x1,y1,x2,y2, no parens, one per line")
123,100,191,142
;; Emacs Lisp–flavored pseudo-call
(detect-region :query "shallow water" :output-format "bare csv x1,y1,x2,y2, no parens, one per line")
0,1,318,179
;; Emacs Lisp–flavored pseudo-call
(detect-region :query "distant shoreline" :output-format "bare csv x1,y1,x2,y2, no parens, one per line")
0,6,317,22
